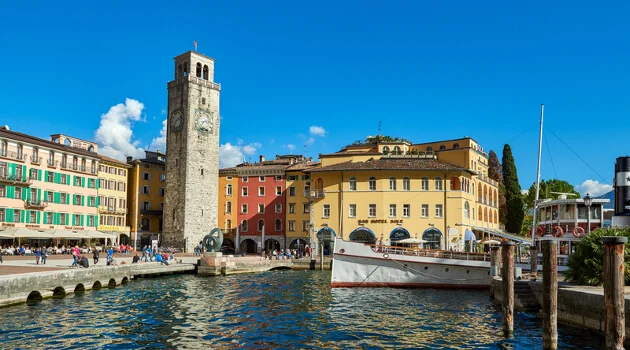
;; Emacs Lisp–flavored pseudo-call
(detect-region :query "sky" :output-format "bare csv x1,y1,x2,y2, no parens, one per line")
0,1,628,197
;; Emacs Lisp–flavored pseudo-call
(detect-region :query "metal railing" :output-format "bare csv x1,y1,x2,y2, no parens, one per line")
30,155,41,164
305,189,325,199
24,199,47,209
371,244,491,262
141,209,163,215
0,173,32,185
48,160,58,167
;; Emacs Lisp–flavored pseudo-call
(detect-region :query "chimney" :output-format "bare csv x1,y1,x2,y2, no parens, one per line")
259,155,265,163
126,156,133,163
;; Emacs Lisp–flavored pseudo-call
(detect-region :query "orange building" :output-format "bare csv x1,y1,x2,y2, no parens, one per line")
218,167,237,253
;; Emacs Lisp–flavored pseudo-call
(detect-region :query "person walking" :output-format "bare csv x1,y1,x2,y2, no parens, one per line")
71,246,79,268
142,245,148,262
147,245,153,262
42,247,48,265
93,248,99,265
35,248,41,265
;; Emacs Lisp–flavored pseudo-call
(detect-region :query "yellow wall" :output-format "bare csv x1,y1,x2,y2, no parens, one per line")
127,161,165,238
285,171,311,243
97,160,130,235
218,172,237,238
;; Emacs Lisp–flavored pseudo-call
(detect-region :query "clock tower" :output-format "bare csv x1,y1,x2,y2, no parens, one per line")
163,50,221,252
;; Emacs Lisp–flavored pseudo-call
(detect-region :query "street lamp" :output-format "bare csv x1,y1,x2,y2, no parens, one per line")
583,193,593,234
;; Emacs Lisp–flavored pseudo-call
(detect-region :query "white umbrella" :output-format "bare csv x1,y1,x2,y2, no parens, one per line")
0,228,16,238
13,228,54,239
481,239,501,245
396,238,428,244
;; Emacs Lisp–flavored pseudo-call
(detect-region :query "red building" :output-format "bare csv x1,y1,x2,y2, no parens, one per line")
236,155,297,254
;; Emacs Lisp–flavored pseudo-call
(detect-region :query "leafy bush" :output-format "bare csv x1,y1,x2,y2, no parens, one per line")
565,227,630,286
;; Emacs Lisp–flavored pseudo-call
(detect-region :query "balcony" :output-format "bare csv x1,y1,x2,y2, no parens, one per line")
60,161,68,169
24,199,47,210
48,160,58,168
141,208,163,216
71,164,78,171
305,189,325,199
1,151,25,162
30,156,42,165
80,165,86,172
98,205,127,214
0,173,32,186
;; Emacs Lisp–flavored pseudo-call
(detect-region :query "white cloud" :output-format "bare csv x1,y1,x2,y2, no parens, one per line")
219,141,262,168
576,180,612,197
148,119,167,152
309,125,326,137
286,144,296,151
521,189,529,195
95,98,146,161
306,137,315,145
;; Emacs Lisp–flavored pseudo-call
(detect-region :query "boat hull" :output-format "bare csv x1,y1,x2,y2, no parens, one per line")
331,239,492,289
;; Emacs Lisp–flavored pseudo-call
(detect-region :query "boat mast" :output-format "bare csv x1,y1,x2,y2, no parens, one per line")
531,104,544,246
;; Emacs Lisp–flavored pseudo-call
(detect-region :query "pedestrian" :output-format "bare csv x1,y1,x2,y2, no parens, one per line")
147,245,153,261
35,247,41,265
71,245,79,268
93,248,99,265
42,247,48,265
142,245,147,262
132,253,140,263
107,246,114,261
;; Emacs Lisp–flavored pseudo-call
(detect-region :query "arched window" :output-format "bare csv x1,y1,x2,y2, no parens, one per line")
382,146,390,155
62,154,67,167
426,146,433,152
226,201,232,213
484,207,488,222
453,143,460,149
226,184,233,195
439,145,446,150
81,158,86,171
494,189,498,207
393,146,401,155
258,219,265,231
203,65,209,80
73,156,78,168
472,182,475,195
478,206,483,220
275,219,282,231
0,140,7,156
435,177,443,191
349,177,357,191
17,144,23,160
88,145,94,152
421,177,429,190
477,183,482,200
464,201,470,218
369,177,376,191
196,63,202,77
178,64,183,78
472,208,475,221
241,220,248,232
403,177,410,191
495,210,498,224
32,147,38,161
226,219,232,230
183,62,188,76
389,177,397,190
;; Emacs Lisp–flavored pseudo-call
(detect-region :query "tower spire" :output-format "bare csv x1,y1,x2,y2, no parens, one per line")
193,41,198,52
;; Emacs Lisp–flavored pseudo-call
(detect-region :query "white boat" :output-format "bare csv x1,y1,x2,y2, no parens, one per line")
330,238,492,288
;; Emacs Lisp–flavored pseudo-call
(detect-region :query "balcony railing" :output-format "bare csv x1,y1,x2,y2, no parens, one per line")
141,209,163,216
60,161,68,169
0,173,32,186
305,190,325,199
30,156,41,164
80,165,86,172
24,199,47,209
15,153,24,161
1,151,25,161
48,160,58,168
71,164,78,171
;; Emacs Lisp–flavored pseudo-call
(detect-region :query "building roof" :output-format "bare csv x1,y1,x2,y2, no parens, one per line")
99,155,132,168
286,162,320,171
306,158,470,173
0,128,99,158
537,197,610,207
319,150,383,157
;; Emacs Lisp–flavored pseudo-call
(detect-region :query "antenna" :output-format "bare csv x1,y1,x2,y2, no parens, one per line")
193,41,198,52
303,144,308,157
378,120,382,136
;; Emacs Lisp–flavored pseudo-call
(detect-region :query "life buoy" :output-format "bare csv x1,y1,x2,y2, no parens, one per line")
572,226,585,238
536,226,545,237
551,226,564,237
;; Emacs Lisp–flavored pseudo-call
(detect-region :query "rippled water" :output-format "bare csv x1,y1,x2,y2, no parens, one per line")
1,271,602,349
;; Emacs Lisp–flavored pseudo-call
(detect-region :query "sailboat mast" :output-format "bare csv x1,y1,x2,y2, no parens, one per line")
531,104,544,246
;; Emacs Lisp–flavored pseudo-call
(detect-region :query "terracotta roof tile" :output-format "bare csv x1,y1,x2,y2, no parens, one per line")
306,158,469,173
286,162,320,171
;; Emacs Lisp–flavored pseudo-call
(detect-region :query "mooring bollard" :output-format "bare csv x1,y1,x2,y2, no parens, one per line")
319,243,324,271
602,236,627,350
530,245,538,279
490,246,501,277
542,236,558,350
501,241,515,337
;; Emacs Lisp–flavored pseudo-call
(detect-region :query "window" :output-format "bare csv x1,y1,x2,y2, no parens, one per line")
258,204,265,213
14,209,20,223
439,145,446,150
302,221,310,232
382,146,390,155
349,204,356,218
142,186,149,195
27,211,36,223
46,172,54,182
0,208,4,222
226,176,233,180
241,204,248,214
275,203,282,213
323,204,330,218
225,184,233,196
74,194,81,205
60,175,67,185
159,188,165,196
369,204,376,217
142,201,150,210
453,143,460,149
242,176,248,182
0,185,5,197
259,176,265,181
421,204,429,218
288,221,295,232
349,177,357,191
403,204,410,217
369,177,376,191
60,213,66,225
45,212,53,224
88,179,96,188
258,220,265,231
226,201,232,213
403,177,410,191
275,175,282,181
15,187,21,200
275,219,282,231
389,204,397,217
289,187,296,196
435,204,443,218
242,187,248,196
29,168,37,180
303,203,310,213
276,186,282,195
241,220,248,232
289,203,296,214
143,172,150,180
160,174,166,182
421,177,429,190
426,146,433,152
389,177,397,191
435,177,443,191
258,187,265,196
46,191,53,202
464,201,470,219
60,193,68,204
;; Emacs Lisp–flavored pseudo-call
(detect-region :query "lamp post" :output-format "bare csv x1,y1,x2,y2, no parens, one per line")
446,225,450,250
584,193,593,234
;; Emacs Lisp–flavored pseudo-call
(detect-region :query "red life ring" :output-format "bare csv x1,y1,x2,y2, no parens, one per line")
572,226,585,238
552,226,564,237
536,226,545,237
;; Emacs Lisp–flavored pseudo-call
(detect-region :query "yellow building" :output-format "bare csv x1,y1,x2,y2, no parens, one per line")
306,137,500,254
285,161,319,250
127,151,166,247
97,155,131,243
218,167,237,252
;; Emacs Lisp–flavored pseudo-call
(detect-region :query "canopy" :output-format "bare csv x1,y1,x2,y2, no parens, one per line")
464,229,476,241
0,228,17,238
481,239,501,245
85,230,117,240
13,228,54,239
53,230,90,239
396,238,428,244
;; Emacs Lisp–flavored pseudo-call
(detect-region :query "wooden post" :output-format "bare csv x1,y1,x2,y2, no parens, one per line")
501,241,515,337
530,245,538,279
319,242,324,270
542,236,558,350
603,236,627,350
490,246,501,277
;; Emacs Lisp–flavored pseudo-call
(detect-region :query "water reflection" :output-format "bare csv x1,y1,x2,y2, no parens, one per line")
1,271,602,349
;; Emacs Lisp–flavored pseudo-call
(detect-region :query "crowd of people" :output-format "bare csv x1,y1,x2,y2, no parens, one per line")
267,246,310,260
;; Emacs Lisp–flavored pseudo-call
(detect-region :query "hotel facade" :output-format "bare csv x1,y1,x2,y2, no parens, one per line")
97,156,131,242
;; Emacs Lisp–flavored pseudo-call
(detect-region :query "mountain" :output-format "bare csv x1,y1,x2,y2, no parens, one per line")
597,191,614,210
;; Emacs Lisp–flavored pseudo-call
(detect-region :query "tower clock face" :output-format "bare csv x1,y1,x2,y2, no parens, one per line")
171,111,183,131
195,109,214,134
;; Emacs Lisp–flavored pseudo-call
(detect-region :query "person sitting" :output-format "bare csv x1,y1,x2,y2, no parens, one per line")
80,255,90,268
169,253,176,263
132,254,140,263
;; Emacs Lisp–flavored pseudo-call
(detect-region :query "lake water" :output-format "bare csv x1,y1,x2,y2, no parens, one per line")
1,271,602,349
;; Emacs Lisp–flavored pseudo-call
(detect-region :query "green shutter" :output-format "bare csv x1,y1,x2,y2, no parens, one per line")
65,214,68,225
81,196,85,206
36,211,40,224
54,213,59,225
7,164,14,177
37,189,41,202
54,192,60,204
96,196,99,206
80,215,84,226
54,173,59,184
67,175,70,185
20,210,25,223
82,178,85,187
44,171,49,182
43,213,47,224
26,189,31,201
73,194,76,205
96,179,100,189
95,215,99,226
38,169,42,181
72,215,76,226
73,176,76,187
22,166,26,181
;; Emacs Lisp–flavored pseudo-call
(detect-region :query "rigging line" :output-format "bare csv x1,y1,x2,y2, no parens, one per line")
545,128,611,185
543,133,558,179
485,123,539,152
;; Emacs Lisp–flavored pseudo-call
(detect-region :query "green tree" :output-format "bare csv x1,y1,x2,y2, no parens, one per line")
523,179,580,211
488,150,508,225
565,227,630,286
502,144,524,233
521,214,533,236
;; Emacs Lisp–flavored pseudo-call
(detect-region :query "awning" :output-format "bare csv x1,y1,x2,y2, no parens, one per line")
85,230,117,240
0,228,17,238
13,228,55,239
472,226,530,244
53,230,90,239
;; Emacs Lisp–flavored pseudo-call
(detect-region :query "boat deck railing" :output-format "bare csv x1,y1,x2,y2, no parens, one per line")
369,245,491,262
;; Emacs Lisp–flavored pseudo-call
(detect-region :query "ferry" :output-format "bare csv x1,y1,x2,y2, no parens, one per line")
330,238,492,288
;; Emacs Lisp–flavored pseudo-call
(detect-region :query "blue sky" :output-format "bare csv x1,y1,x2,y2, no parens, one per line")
0,1,628,196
